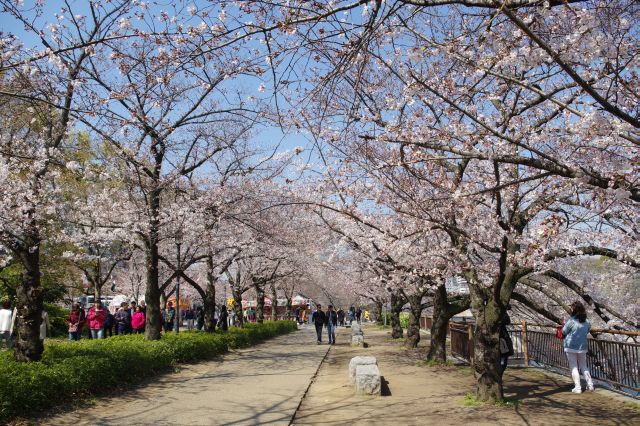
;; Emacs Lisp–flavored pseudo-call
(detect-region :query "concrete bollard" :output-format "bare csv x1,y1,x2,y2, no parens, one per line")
348,356,378,384
355,364,381,395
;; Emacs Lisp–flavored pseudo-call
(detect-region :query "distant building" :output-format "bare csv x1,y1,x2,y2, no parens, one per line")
445,276,469,295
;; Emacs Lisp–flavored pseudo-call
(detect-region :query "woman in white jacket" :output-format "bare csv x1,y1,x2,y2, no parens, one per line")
0,300,17,349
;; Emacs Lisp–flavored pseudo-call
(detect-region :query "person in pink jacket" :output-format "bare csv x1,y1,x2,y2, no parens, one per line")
87,302,106,339
131,305,146,334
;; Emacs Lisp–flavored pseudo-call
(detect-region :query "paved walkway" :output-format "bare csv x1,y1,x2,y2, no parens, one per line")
43,326,329,426
41,324,639,426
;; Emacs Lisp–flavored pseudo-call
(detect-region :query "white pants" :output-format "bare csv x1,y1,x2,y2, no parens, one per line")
565,351,593,389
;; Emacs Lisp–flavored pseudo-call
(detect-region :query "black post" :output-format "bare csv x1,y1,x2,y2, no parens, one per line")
175,241,181,333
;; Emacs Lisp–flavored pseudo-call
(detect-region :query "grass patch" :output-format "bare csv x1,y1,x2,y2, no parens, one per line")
463,393,482,407
457,366,473,375
421,359,453,368
0,321,297,422
625,402,640,411
463,393,519,408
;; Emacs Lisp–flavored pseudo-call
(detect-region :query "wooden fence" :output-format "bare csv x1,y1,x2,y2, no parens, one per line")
426,318,640,396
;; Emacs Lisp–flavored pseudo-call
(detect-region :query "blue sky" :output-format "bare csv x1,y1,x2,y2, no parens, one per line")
1,1,313,143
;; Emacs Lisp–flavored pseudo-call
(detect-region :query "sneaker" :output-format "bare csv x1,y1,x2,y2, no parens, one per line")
587,385,594,392
571,387,582,394
317,341,321,345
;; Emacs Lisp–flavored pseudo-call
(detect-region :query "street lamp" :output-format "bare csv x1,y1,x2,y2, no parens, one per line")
175,229,183,334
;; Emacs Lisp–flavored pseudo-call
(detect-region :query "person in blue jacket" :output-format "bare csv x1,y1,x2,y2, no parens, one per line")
562,301,594,393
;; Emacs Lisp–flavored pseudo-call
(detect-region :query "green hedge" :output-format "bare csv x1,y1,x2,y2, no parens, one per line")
0,321,297,421
44,303,70,338
378,312,410,329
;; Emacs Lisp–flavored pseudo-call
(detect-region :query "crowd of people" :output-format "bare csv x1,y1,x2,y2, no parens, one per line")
67,300,147,340
295,305,366,328
298,304,369,345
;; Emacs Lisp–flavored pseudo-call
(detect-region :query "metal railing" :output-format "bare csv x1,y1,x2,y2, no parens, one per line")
527,329,639,392
424,317,640,396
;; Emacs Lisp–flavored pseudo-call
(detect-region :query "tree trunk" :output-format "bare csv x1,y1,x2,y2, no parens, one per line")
144,140,164,340
471,292,504,402
271,286,278,321
144,242,162,340
373,300,383,323
13,239,44,362
232,288,244,327
427,285,449,362
390,292,404,339
203,256,217,332
405,293,424,349
255,285,265,324
144,185,162,341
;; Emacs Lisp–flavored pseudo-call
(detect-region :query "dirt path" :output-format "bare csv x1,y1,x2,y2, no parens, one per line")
42,326,328,426
293,325,639,426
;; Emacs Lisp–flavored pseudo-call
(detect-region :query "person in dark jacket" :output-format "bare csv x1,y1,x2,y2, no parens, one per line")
114,302,131,335
104,310,114,337
337,309,345,327
311,305,326,344
326,305,338,344
218,307,229,331
196,306,204,330
499,308,514,377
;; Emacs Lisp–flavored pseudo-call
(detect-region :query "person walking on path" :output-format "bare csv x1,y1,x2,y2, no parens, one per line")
0,300,16,349
337,308,345,327
312,305,326,344
562,301,594,393
185,307,195,331
355,308,362,324
326,305,337,345
87,302,106,339
348,306,355,325
131,305,146,334
67,303,84,341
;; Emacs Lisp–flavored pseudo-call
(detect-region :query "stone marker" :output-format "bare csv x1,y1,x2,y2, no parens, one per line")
351,334,365,347
348,356,377,384
355,364,381,395
351,322,363,335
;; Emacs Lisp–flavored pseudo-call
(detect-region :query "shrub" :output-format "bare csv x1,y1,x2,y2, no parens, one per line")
0,321,297,421
377,312,410,329
44,303,70,338
400,312,410,329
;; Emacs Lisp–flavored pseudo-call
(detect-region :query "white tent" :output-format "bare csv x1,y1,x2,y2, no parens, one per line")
109,294,129,309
